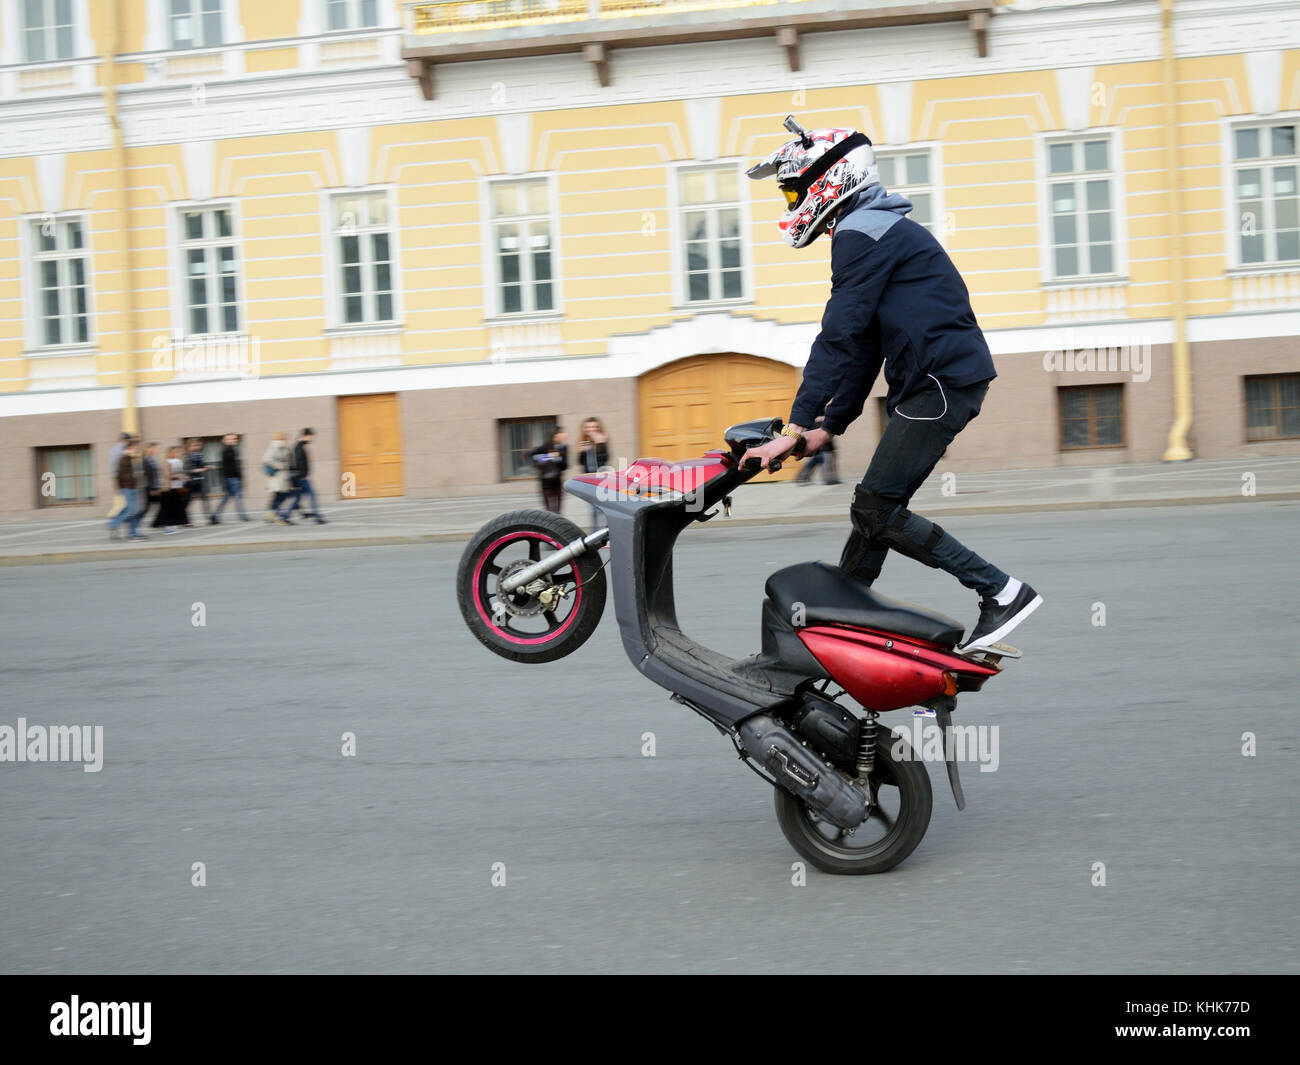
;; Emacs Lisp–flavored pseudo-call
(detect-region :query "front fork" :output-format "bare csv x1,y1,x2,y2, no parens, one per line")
498,528,609,597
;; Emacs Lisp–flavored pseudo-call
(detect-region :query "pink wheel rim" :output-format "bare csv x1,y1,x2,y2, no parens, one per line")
472,531,584,646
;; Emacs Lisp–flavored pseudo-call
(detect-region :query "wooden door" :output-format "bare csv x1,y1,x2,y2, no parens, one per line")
338,393,404,498
638,354,798,479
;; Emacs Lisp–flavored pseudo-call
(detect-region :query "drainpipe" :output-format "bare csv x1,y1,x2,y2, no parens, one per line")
104,0,139,436
1160,0,1193,461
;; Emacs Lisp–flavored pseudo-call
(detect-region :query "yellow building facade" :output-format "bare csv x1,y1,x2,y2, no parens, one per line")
2,0,1298,515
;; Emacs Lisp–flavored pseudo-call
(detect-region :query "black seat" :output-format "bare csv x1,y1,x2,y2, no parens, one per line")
765,561,965,648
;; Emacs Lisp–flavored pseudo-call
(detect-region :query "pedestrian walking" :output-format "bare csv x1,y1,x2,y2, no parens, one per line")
107,440,145,541
211,433,250,522
153,445,188,533
139,442,163,525
530,427,568,514
262,432,294,524
185,438,213,525
793,415,841,485
283,428,326,525
106,431,133,520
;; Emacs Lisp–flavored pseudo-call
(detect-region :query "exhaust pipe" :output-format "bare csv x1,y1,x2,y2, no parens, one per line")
737,715,867,830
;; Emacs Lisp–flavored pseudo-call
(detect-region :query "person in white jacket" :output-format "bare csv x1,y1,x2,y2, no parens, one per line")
262,432,294,524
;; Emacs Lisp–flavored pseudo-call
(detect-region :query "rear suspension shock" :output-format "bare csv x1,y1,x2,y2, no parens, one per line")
856,711,880,778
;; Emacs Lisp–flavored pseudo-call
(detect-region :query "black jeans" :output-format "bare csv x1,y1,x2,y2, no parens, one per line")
841,377,1008,598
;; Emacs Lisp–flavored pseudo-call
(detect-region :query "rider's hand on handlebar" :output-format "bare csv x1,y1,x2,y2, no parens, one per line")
740,433,800,472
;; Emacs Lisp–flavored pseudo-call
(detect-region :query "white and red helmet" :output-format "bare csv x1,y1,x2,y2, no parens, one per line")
747,117,878,248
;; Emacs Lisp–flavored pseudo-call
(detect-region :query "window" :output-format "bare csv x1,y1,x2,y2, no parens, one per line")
332,192,395,324
1058,384,1124,449
490,179,555,316
876,151,935,232
32,216,90,347
326,0,379,30
36,445,94,506
179,206,240,335
679,165,744,303
500,417,557,480
22,0,74,62
1046,138,1116,278
1245,373,1300,441
169,0,223,49
1233,123,1299,265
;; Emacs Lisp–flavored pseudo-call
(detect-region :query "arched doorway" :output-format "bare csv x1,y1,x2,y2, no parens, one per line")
638,353,798,480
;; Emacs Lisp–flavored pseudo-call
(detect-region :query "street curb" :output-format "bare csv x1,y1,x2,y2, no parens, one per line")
2,491,1295,567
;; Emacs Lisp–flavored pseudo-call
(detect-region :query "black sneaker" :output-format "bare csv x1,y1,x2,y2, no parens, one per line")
959,583,1043,654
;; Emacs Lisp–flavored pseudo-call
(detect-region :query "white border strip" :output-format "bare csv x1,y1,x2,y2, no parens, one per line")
2,308,1298,417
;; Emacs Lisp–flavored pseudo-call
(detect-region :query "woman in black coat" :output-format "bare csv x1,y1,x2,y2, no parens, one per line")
577,417,611,529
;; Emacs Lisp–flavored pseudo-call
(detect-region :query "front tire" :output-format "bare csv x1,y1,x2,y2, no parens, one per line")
774,725,932,875
457,509,606,664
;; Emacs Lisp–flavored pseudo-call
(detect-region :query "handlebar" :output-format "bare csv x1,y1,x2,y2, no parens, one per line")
735,430,806,479
739,456,781,477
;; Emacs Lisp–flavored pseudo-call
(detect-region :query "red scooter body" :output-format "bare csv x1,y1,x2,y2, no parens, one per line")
798,625,1000,712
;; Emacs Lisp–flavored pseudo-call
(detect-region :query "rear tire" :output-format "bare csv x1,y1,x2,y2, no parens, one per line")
457,509,606,664
774,725,932,875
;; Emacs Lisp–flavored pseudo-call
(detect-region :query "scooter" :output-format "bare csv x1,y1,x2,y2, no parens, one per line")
457,417,1012,874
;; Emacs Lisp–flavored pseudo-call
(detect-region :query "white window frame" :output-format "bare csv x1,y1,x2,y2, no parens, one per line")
669,160,753,309
168,202,244,338
143,0,243,56
20,0,75,62
321,186,403,331
21,212,95,352
873,142,945,244
481,173,562,321
324,0,381,31
1036,128,1128,285
1,0,91,69
1222,113,1300,272
166,0,226,50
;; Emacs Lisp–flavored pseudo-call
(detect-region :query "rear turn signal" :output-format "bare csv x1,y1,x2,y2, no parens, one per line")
942,671,959,696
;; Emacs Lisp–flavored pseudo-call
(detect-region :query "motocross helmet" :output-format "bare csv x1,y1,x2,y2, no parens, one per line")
746,116,877,248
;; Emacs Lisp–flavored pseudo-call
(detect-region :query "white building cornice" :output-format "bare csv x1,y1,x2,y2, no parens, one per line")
1,0,1298,158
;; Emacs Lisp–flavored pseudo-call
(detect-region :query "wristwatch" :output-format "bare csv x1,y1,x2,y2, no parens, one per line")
781,424,805,440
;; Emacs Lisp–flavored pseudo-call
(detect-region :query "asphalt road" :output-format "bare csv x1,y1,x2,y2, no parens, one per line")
1,502,1296,974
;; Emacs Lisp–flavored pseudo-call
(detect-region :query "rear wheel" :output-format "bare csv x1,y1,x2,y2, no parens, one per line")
457,509,606,664
774,724,932,875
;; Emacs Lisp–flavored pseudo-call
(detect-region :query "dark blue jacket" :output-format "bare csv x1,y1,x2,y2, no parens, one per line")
790,185,996,435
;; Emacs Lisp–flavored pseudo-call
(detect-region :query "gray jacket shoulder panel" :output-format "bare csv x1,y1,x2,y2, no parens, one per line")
834,207,906,242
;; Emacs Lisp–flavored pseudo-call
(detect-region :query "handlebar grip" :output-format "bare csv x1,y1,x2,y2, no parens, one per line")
768,458,783,474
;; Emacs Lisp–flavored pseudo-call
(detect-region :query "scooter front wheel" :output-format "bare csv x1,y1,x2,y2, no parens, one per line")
774,724,932,875
457,509,607,664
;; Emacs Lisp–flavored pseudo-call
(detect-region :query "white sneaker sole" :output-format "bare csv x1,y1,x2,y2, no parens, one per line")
959,594,1043,654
